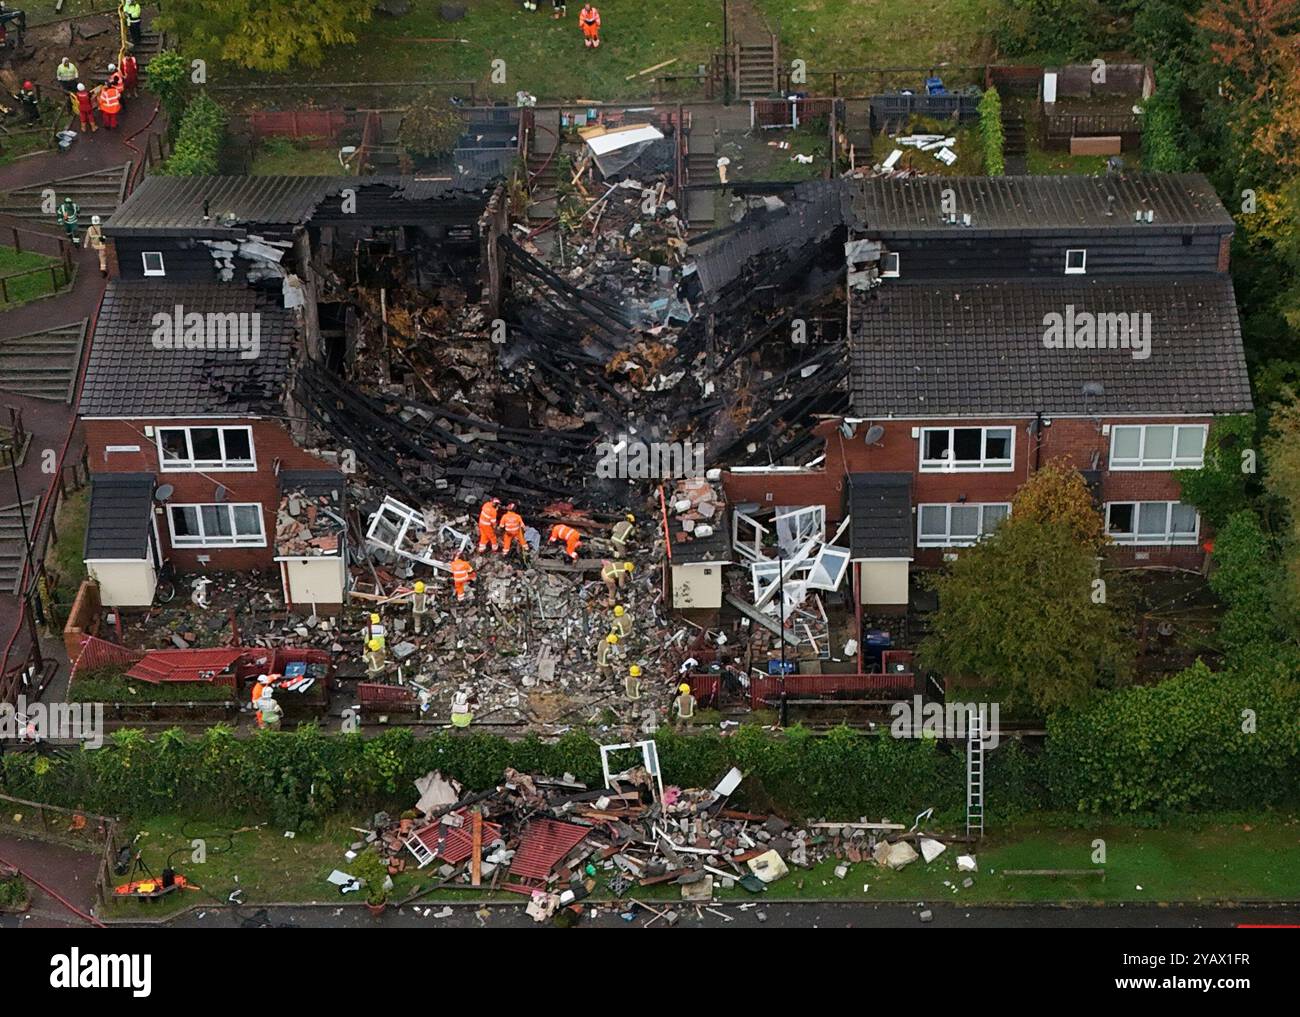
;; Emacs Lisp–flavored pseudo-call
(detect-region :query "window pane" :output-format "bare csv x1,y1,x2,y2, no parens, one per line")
950,506,979,537
982,505,1009,532
1175,427,1205,462
1143,426,1175,463
919,505,947,536
190,428,222,462
233,505,261,536
171,505,199,536
984,428,1012,461
223,429,252,462
923,430,950,461
1170,503,1198,535
953,429,982,462
1137,502,1168,535
1111,426,1141,460
201,505,233,537
1108,504,1134,533
160,429,188,462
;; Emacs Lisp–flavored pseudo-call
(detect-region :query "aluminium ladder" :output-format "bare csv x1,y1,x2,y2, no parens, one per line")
966,707,985,838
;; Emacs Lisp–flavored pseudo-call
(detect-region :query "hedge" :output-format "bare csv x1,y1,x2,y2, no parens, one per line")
978,86,1005,177
161,93,227,176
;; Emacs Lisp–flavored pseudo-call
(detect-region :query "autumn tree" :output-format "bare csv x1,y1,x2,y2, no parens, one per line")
158,0,370,73
1009,459,1106,549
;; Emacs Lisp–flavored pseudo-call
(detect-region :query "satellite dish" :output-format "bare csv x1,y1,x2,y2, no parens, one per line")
153,484,174,502
839,421,856,439
864,424,885,445
213,484,229,503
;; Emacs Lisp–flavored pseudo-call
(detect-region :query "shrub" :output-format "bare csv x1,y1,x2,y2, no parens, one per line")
161,93,227,176
144,50,191,134
978,87,1005,177
1141,75,1189,172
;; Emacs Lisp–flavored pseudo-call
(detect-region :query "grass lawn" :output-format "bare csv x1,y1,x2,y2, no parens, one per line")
105,809,1300,918
23,0,116,26
0,245,73,307
250,138,351,176
45,486,88,619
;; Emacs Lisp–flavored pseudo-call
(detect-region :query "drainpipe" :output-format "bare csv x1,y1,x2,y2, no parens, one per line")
1033,410,1044,472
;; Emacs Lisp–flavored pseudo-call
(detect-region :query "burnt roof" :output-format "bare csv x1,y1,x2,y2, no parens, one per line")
84,473,154,560
846,473,913,559
848,276,1252,417
80,280,297,417
851,173,1234,237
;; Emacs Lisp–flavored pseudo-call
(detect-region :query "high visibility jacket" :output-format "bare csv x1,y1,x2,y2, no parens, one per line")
600,560,619,581
56,202,79,226
612,611,632,638
580,6,600,27
597,640,614,666
451,558,475,582
98,86,121,113
500,510,524,534
611,520,634,544
479,501,499,527
57,62,78,82
550,524,580,544
75,91,94,115
123,0,142,21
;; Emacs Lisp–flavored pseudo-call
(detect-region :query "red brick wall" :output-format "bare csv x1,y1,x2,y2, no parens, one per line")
84,416,336,570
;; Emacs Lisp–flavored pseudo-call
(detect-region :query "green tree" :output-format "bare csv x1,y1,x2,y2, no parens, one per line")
143,50,191,135
1010,459,1105,548
1260,388,1300,629
1179,414,1258,528
398,95,467,160
158,0,370,73
1207,510,1289,663
978,87,1005,177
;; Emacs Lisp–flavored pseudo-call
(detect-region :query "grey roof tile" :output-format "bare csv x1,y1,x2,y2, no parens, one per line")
84,473,155,560
846,473,913,559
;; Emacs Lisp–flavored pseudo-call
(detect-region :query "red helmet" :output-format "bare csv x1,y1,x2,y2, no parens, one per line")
23,81,33,90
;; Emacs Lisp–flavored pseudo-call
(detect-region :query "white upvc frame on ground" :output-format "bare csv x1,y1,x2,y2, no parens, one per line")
919,426,1015,472
1108,423,1208,471
917,503,1011,547
157,425,256,472
167,502,266,548
1105,501,1201,545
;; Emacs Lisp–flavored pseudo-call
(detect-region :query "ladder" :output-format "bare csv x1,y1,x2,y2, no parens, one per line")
966,707,984,838
403,832,435,869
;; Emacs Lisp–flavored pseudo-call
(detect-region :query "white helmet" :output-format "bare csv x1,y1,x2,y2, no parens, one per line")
77,83,86,92
91,215,101,225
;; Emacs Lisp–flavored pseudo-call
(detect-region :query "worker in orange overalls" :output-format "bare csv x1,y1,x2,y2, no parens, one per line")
451,554,476,600
548,523,582,561
579,3,600,48
478,497,501,553
97,79,121,129
500,503,526,557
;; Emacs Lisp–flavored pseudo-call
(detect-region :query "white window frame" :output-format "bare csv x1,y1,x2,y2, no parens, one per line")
156,425,256,472
142,251,166,276
1105,501,1200,546
917,503,1011,548
1109,423,1207,471
167,503,266,548
919,426,1015,472
881,251,900,278
1064,248,1087,274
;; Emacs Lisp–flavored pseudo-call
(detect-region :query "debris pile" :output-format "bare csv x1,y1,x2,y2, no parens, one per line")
275,488,345,557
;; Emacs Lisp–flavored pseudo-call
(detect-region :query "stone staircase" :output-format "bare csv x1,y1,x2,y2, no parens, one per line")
735,38,779,99
526,109,560,223
0,321,89,403
0,164,132,222
0,499,39,595
1002,109,1028,174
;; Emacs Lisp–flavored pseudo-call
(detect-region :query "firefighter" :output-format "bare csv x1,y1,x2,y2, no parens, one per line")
84,215,107,275
97,78,121,129
123,0,143,46
499,503,525,557
17,80,38,123
625,664,642,701
673,683,696,725
611,513,635,556
450,689,473,728
105,62,123,89
258,689,283,731
611,604,632,640
579,3,600,47
600,559,621,600
451,554,476,599
56,56,78,93
411,581,429,634
120,48,139,99
478,496,501,553
596,632,619,675
548,523,582,561
365,612,385,649
73,83,96,133
364,638,386,678
54,196,79,246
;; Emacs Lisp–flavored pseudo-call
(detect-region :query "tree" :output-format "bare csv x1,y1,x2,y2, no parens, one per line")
157,0,370,73
1010,459,1105,549
1179,414,1258,528
1207,510,1289,662
143,50,190,134
1260,389,1300,629
920,515,1133,714
398,96,467,160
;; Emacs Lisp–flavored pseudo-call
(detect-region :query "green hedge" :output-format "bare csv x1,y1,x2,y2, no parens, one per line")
978,87,1005,177
161,93,227,176
1141,75,1188,172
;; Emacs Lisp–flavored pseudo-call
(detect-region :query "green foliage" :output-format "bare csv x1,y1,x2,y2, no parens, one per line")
921,518,1133,712
161,94,227,176
0,873,28,910
1179,414,1258,528
347,847,389,906
1140,75,1190,172
994,0,1101,61
398,95,466,161
1208,511,1289,665
158,0,371,73
978,87,1005,177
143,49,191,132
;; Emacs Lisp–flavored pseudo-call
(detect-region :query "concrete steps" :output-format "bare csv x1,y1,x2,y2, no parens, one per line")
0,164,131,221
0,320,88,403
736,41,778,99
0,498,40,595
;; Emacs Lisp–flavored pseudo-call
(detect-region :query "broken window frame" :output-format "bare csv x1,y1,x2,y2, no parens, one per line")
732,508,770,563
772,505,825,552
599,740,665,805
365,496,449,569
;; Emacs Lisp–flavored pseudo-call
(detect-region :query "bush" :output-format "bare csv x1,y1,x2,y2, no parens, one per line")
1208,511,1288,665
979,87,1005,177
1179,414,1258,528
161,93,227,176
143,50,191,136
1141,76,1190,172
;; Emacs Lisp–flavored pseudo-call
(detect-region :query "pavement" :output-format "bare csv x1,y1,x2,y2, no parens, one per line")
0,833,102,928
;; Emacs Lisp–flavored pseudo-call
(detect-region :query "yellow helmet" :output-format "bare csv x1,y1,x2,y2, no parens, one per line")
614,605,625,617
623,561,634,571
678,683,690,695
606,633,619,644
370,613,380,624
625,513,635,523
629,664,642,677
413,581,425,594
367,638,382,651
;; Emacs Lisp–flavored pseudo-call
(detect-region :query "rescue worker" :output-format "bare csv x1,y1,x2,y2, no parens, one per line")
410,581,429,634
54,195,79,246
120,48,139,99
552,0,566,17
250,674,270,724
56,56,78,93
596,632,619,675
73,82,96,133
624,664,642,701
123,0,143,46
365,612,385,649
477,496,501,553
97,78,121,129
600,559,621,600
364,637,386,679
499,502,525,557
579,3,600,48
611,604,632,640
548,522,582,561
611,513,635,556
105,62,122,89
450,689,473,728
17,80,38,123
451,554,476,600
257,690,283,731
673,683,696,725
84,215,107,276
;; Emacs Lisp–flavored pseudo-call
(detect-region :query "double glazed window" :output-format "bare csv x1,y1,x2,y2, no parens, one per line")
1105,502,1199,545
157,426,255,471
920,426,1014,471
1109,424,1206,471
918,503,1010,547
168,503,265,547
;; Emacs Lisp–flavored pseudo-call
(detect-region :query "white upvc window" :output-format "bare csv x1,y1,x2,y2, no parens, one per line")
1065,248,1087,274
142,251,166,276
157,426,256,471
881,251,900,278
1109,423,1207,471
917,503,1010,547
168,503,266,548
919,426,1014,472
1105,501,1200,546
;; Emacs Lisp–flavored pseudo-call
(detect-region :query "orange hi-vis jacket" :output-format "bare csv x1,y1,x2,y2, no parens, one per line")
550,523,580,546
500,510,524,534
98,85,121,113
479,501,499,528
451,557,476,583
580,5,600,28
